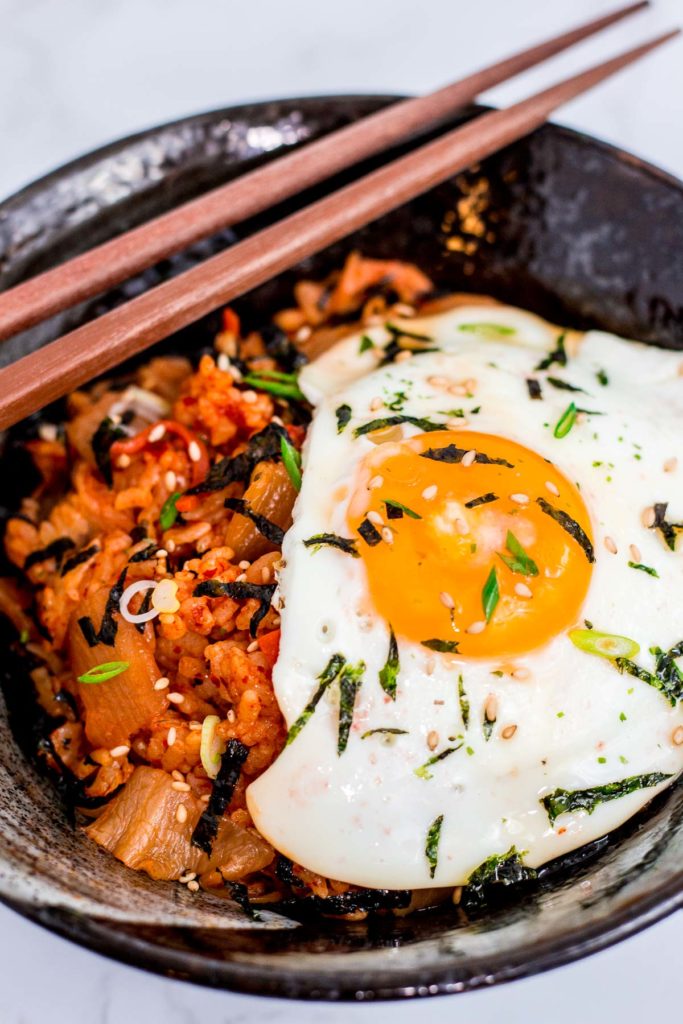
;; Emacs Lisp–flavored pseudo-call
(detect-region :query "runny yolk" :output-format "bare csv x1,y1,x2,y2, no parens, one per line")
347,430,593,658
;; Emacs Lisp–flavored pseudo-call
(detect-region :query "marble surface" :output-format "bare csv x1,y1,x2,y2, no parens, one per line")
0,0,682,1020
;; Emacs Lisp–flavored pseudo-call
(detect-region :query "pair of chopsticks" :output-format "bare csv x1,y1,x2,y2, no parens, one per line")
0,2,677,431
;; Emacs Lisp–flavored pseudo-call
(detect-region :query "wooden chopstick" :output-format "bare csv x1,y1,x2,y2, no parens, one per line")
0,1,650,342
0,29,677,432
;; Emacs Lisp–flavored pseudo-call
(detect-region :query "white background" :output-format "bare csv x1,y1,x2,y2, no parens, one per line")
0,0,682,1020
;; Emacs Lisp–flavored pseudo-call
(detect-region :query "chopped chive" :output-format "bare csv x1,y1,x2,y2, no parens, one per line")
280,435,302,491
482,566,499,622
497,530,539,577
384,499,421,520
359,335,375,354
535,333,567,371
242,369,305,401
425,814,444,878
547,377,585,394
77,660,129,685
628,561,659,577
554,402,577,439
569,629,640,660
379,627,400,700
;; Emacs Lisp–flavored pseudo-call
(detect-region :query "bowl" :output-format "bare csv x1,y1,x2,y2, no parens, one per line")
0,95,682,1001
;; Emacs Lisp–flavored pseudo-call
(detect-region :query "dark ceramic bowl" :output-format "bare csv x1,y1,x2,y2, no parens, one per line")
0,96,682,1001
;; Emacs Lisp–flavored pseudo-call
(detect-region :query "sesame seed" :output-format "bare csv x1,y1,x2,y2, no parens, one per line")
236,572,247,582
200,793,211,803
381,527,394,544
461,449,476,467
165,470,177,490
629,543,642,562
187,880,200,892
673,726,683,746
109,745,130,758
394,350,413,363
238,560,251,571
217,353,230,372
175,804,188,824
367,510,384,527
178,871,197,883
188,441,202,463
172,780,192,792
247,640,259,653
422,484,438,500
188,721,203,731
427,730,439,751
514,582,533,598
167,727,177,747
545,481,560,496
512,666,531,681
393,303,416,317
464,378,477,393
428,375,450,389
242,390,258,404
369,475,384,490
604,536,618,554
166,540,176,553
434,699,445,706
295,325,312,342
167,692,185,705
664,457,678,473
172,769,184,781
370,396,384,411
484,695,498,721
154,677,170,691
510,493,529,505
447,416,467,430
642,506,656,528
448,383,467,396
440,591,455,610
501,724,517,740
38,423,58,442
156,549,168,558
455,517,469,535
467,620,486,635
261,567,271,583
117,454,131,469
148,424,166,443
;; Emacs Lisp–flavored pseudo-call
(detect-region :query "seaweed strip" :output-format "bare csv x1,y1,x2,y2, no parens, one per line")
526,378,542,400
128,542,157,563
337,661,365,755
286,653,346,745
536,497,595,563
462,847,537,911
92,416,128,485
652,502,683,551
547,377,585,393
134,587,154,635
465,492,498,509
535,334,567,371
193,579,276,637
378,627,399,700
354,414,442,438
358,518,382,546
541,773,671,824
259,323,308,372
129,524,149,544
305,888,411,914
335,404,352,434
302,533,359,557
191,739,249,855
60,543,99,577
224,498,285,545
185,423,287,495
420,444,513,468
24,537,75,571
97,568,128,647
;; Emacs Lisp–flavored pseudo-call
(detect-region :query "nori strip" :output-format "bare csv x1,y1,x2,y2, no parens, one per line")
191,738,249,854
193,579,276,637
616,640,683,706
547,377,586,393
421,638,459,653
378,626,399,700
464,492,498,509
541,773,671,824
97,568,128,647
128,542,157,563
225,880,261,921
462,846,537,910
535,333,567,371
335,404,352,434
24,537,75,571
361,727,408,739
286,654,346,745
91,416,128,485
185,422,287,495
652,502,683,551
526,378,542,400
415,743,462,780
224,498,285,545
129,524,149,543
420,444,514,468
259,322,308,372
304,888,411,915
425,814,444,878
536,497,595,563
384,499,421,520
458,675,469,729
353,414,443,438
77,616,99,648
358,518,382,546
337,661,365,755
302,533,359,557
60,543,99,576
134,587,154,635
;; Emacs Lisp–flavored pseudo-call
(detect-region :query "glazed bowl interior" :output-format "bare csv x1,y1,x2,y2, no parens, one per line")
0,96,682,1001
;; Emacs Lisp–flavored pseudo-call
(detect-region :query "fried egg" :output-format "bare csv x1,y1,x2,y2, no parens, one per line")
247,301,683,889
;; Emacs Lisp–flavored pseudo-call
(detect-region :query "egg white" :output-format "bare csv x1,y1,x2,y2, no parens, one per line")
247,303,683,889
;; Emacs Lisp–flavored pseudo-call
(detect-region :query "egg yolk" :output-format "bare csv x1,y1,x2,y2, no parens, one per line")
347,430,593,658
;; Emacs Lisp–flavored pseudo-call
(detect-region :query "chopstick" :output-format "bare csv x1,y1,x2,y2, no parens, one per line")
0,28,677,432
0,1,650,342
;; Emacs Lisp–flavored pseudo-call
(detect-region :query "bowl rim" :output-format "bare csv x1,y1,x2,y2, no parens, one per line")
1,92,682,1001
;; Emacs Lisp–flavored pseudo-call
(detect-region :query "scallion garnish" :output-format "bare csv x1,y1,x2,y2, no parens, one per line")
280,435,302,491
457,323,516,337
569,629,640,660
384,499,421,520
497,530,538,576
159,491,182,531
77,660,129,685
482,566,499,622
414,742,462,780
627,561,659,577
242,369,305,402
359,335,375,354
554,401,577,438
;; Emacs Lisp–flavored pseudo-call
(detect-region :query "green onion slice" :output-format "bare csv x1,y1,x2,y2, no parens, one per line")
280,435,302,491
569,629,640,660
554,402,577,439
457,323,516,337
482,566,499,622
77,660,129,685
160,491,181,531
242,371,305,402
200,714,225,779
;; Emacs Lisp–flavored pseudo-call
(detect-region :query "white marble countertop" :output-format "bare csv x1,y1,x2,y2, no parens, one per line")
0,0,682,1020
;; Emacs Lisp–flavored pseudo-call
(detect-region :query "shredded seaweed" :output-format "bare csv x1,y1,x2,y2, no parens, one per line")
286,654,346,745
77,568,128,648
225,880,261,921
302,533,359,557
378,626,399,700
547,377,586,394
616,640,683,706
458,675,469,729
335,403,352,433
526,378,542,400
361,727,408,739
414,742,462,780
337,661,365,755
425,814,444,879
464,492,498,509
384,499,421,520
24,537,75,572
535,333,567,371
358,518,382,546
536,497,595,563
421,638,459,653
92,416,128,485
191,739,249,855
224,498,285,545
651,502,683,551
462,847,537,910
60,543,99,577
128,542,157,563
193,579,276,637
420,444,514,468
134,586,154,635
541,773,671,824
259,322,308,372
185,423,288,495
304,888,411,915
353,414,443,438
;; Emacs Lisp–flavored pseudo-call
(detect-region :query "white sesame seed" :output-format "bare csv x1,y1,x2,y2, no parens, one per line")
261,567,271,583
175,804,188,824
512,666,531,681
367,510,384,527
510,493,529,505
188,441,202,463
38,423,58,442
167,727,177,747
545,481,560,496
200,793,211,803
242,390,258,404
187,880,200,892
381,527,394,545
154,677,170,691
514,582,533,598
179,871,197,883
188,721,203,731
439,591,455,610
236,572,247,582
673,726,683,746
172,770,184,781
109,745,130,758
461,449,476,467
428,375,450,389
295,325,312,342
238,560,251,570
467,620,486,635
167,692,185,705
629,543,642,562
393,303,416,317
166,539,176,553
427,730,439,751
447,417,468,431
501,724,517,740
604,536,618,554
117,454,131,469
110,413,122,426
484,695,498,722
422,484,438,500
247,640,259,653
370,396,384,411
455,517,469,535
172,780,192,792
148,424,166,443
448,383,467,396
664,457,678,473
369,475,384,490
394,350,413,363
642,506,656,528
164,470,177,490
156,549,168,558
217,353,231,372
